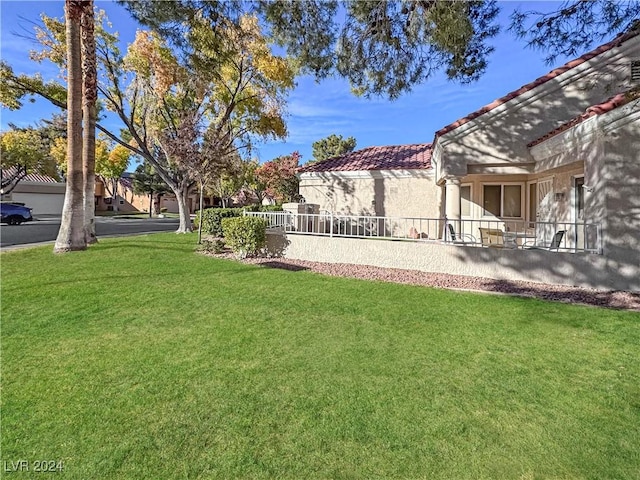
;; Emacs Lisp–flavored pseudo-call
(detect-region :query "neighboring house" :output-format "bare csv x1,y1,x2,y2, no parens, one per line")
298,144,437,218
1,171,65,215
95,173,210,214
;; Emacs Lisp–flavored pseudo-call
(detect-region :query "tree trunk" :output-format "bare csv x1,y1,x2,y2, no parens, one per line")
111,179,119,212
148,192,153,218
173,183,192,233
81,0,97,244
55,0,86,253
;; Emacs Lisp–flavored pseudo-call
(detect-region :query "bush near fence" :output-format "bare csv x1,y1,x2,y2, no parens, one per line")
221,216,268,258
194,205,283,236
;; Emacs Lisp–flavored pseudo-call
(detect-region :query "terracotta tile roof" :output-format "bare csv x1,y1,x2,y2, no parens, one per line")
298,143,432,173
1,166,61,183
435,28,640,139
23,172,61,183
528,89,640,147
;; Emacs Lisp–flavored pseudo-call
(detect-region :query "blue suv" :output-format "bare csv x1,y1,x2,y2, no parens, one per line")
1,202,33,225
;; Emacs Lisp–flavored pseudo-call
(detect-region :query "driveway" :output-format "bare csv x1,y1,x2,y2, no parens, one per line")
0,215,183,249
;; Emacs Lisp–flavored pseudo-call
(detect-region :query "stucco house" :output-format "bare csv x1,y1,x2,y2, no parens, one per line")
292,28,639,291
298,143,437,218
433,28,639,273
1,171,66,215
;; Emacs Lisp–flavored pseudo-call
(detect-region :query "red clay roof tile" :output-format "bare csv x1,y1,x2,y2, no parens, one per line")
298,143,432,173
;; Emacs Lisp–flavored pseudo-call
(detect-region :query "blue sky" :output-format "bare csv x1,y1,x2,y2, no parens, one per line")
1,1,588,166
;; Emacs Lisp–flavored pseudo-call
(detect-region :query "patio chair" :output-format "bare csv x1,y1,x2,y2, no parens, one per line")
478,227,505,248
524,230,566,251
446,223,476,244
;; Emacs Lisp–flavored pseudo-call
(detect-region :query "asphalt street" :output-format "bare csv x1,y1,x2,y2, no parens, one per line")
0,216,183,249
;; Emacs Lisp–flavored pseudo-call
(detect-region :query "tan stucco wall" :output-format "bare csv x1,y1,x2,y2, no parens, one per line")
299,172,441,218
267,233,639,292
602,114,640,272
436,36,640,178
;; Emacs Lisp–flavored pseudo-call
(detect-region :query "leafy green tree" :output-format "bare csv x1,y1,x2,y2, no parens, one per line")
120,0,640,99
256,152,301,204
311,134,357,163
510,1,640,65
242,159,269,205
2,10,296,233
96,143,131,212
132,161,169,217
207,155,246,208
119,0,499,99
0,127,59,194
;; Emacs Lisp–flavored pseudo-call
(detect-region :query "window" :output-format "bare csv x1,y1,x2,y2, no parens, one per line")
483,184,522,218
460,185,472,217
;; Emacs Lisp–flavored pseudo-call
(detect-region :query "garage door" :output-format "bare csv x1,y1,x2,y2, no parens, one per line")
12,193,65,215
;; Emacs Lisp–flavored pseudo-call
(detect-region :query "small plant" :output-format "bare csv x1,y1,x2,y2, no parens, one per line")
221,216,267,258
196,237,226,254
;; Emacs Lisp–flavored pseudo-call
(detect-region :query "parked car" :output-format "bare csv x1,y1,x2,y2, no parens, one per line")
0,202,33,225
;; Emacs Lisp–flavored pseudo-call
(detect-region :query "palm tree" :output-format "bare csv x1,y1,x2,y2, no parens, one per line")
81,0,97,244
54,0,86,252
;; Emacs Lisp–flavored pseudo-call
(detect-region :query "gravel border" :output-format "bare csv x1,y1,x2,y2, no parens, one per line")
204,251,640,312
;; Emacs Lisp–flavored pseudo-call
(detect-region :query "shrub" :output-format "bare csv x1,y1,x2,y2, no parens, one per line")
196,237,226,254
260,205,284,212
242,204,284,213
221,216,267,258
195,208,244,236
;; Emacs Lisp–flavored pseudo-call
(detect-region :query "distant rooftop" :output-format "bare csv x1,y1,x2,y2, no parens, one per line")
298,143,432,173
1,166,61,183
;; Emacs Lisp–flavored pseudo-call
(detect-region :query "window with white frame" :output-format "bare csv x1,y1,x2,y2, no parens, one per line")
482,183,523,218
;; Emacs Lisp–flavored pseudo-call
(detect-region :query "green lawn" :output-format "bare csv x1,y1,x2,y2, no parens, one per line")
2,234,639,479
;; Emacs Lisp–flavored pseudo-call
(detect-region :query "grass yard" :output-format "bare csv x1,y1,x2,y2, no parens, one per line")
1,233,639,479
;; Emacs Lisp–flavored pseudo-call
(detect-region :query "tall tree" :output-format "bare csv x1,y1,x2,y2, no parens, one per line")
2,10,294,233
54,0,85,253
119,0,500,99
510,1,640,65
311,134,357,163
121,0,640,99
81,0,98,243
110,17,295,231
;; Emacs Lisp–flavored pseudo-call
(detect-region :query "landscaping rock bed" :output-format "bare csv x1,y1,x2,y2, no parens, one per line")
207,251,640,312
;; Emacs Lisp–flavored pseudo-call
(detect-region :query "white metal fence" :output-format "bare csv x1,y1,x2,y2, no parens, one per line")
245,211,602,253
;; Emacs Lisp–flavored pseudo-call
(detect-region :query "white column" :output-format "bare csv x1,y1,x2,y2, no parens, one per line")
445,176,462,221
445,176,462,238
